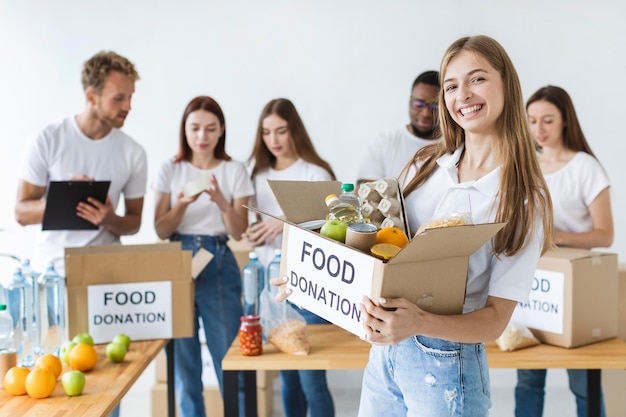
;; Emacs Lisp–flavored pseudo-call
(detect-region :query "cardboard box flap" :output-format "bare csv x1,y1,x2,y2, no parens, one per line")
390,222,506,264
540,247,612,262
65,242,187,285
267,180,342,224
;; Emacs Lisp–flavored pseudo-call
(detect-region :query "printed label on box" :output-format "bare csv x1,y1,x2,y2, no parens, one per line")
87,281,173,343
285,226,376,337
512,268,565,334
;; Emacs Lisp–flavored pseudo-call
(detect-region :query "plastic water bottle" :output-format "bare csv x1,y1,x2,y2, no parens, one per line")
21,259,41,355
37,262,66,356
266,249,282,298
0,304,14,352
5,268,35,366
325,194,359,224
242,251,265,316
339,183,363,222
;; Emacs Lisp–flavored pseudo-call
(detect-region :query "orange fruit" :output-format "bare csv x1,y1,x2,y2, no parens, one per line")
370,243,402,260
3,366,31,396
25,367,56,399
68,342,98,372
35,354,63,380
376,227,409,248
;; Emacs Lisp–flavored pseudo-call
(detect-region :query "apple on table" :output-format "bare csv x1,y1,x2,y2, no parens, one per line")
62,370,86,396
106,342,127,363
72,333,94,346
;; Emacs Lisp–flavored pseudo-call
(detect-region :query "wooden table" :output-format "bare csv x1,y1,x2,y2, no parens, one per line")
222,324,369,417
222,324,626,417
485,338,626,417
0,339,170,417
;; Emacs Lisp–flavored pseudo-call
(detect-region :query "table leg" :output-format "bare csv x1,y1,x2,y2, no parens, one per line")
243,370,258,417
223,370,259,417
224,370,239,417
587,369,601,417
165,340,175,417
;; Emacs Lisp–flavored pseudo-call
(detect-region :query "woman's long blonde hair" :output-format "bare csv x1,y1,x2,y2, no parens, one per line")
402,35,553,256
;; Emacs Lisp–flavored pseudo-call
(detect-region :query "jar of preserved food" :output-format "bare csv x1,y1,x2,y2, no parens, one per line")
239,315,262,356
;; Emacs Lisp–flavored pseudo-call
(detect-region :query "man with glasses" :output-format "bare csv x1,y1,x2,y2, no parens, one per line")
356,71,440,186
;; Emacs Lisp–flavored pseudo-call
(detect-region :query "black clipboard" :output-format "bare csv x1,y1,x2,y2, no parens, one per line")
42,181,111,230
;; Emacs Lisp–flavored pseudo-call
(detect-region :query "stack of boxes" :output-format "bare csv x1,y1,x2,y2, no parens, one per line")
150,238,276,417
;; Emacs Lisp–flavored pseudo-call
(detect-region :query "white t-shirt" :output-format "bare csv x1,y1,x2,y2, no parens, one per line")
20,116,148,274
356,126,439,182
543,151,610,234
402,147,544,313
251,159,333,266
152,158,255,236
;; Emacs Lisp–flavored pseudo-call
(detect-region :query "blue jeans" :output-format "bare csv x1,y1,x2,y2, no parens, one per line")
279,305,335,417
169,234,243,417
358,336,491,417
515,369,606,417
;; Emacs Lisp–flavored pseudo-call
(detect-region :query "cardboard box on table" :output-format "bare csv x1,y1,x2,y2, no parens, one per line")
65,242,194,344
257,180,505,339
511,248,618,348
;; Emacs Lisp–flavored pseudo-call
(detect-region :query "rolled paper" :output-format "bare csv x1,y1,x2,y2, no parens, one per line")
378,197,401,216
358,183,382,203
381,216,404,229
374,178,397,197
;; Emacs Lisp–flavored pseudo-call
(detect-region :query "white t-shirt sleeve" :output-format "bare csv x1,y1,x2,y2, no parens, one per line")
579,155,610,206
21,129,53,187
230,162,255,200
356,132,387,182
152,159,175,194
123,144,148,200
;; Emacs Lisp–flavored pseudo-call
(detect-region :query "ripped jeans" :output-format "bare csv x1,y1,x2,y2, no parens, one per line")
358,336,491,417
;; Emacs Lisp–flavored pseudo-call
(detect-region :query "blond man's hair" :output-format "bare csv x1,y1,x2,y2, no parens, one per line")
81,51,139,92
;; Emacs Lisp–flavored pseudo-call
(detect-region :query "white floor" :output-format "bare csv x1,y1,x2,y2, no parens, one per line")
121,364,578,416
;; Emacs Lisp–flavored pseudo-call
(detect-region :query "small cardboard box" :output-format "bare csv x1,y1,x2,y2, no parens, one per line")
151,382,223,417
65,242,194,344
511,248,618,348
257,180,504,338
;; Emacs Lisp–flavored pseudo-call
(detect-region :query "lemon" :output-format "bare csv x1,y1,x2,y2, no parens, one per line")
370,243,402,260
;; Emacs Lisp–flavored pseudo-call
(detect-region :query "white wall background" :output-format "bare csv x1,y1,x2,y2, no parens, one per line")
1,0,625,263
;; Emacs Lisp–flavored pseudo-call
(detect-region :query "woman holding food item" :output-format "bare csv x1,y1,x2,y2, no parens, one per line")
514,85,613,417
245,97,336,417
153,96,254,417
274,35,553,416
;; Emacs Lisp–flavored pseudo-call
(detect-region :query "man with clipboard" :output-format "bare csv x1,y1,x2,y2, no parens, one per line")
15,50,147,276
14,50,147,417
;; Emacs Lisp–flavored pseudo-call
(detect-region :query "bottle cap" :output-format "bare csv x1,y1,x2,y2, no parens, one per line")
341,183,355,192
248,251,258,260
325,194,339,206
0,304,6,311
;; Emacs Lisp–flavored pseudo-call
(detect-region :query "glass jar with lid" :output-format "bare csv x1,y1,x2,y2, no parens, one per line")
239,315,262,356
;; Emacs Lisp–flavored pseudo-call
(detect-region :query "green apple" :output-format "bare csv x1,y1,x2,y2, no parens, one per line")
59,341,77,364
61,370,86,396
105,342,127,363
112,333,131,350
320,219,348,243
72,333,94,346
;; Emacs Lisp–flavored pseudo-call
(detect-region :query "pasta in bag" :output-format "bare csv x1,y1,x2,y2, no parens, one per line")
260,288,310,355
495,322,540,352
417,188,473,234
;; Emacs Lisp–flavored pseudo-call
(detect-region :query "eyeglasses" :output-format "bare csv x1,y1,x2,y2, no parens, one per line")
410,99,438,112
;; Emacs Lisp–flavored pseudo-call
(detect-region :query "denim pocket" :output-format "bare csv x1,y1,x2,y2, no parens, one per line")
413,335,461,358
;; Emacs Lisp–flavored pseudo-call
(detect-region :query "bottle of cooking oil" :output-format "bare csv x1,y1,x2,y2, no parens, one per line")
325,193,359,224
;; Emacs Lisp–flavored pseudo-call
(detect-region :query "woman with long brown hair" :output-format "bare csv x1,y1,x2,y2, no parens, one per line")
245,98,336,417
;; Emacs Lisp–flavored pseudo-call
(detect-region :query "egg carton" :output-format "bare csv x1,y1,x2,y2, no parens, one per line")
358,178,411,238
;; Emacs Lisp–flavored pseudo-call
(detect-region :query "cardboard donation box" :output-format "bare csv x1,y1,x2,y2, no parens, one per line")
511,248,618,348
65,242,194,344
260,180,505,338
